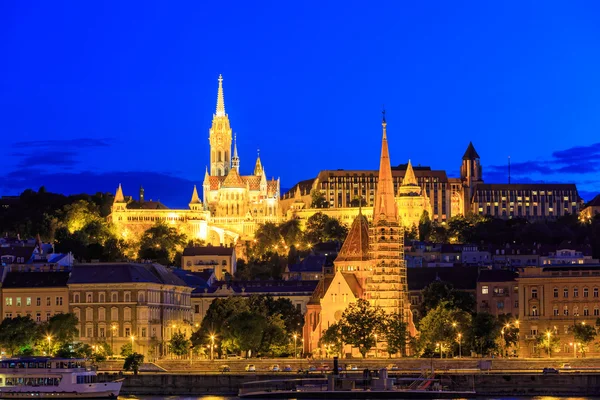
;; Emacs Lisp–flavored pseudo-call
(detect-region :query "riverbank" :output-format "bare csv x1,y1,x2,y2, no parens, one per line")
117,371,600,396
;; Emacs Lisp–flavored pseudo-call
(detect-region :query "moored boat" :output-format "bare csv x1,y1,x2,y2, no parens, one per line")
0,357,123,399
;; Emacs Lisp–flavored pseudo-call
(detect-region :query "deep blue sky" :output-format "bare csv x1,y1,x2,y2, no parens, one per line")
1,1,600,206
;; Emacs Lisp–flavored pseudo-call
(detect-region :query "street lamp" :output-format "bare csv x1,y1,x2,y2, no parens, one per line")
293,334,298,359
210,335,215,361
546,331,551,359
46,335,52,356
111,325,117,354
457,333,462,358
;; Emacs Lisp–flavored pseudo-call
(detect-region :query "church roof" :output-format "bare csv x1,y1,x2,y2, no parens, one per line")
373,115,398,223
267,179,278,197
222,168,246,188
245,175,261,190
207,174,268,191
127,201,168,210
401,160,418,186
114,184,125,202
189,185,201,204
462,142,480,160
254,155,263,176
336,212,370,262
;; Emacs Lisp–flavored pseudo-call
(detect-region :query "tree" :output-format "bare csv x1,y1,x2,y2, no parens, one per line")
123,353,144,375
0,316,40,356
535,332,561,357
419,210,432,242
339,299,385,358
46,313,79,347
279,219,303,247
497,314,519,354
417,302,471,357
419,281,475,318
138,222,187,265
320,323,343,357
225,311,268,356
310,190,329,208
252,222,283,259
571,323,597,357
385,314,409,357
169,331,191,357
469,313,501,357
120,343,133,357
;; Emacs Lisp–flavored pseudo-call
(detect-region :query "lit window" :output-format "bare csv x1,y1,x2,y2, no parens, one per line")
482,286,489,294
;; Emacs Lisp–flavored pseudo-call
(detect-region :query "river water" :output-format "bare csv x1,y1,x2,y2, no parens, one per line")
120,397,600,400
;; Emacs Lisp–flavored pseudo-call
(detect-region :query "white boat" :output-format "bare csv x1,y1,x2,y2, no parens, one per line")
0,357,123,399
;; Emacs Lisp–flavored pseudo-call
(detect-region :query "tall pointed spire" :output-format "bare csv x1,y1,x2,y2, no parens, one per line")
232,133,240,172
114,184,125,203
216,74,225,117
373,110,398,223
254,149,263,176
190,185,201,204
402,159,418,186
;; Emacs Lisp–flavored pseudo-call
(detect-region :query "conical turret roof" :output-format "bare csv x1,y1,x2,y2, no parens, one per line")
114,184,125,202
254,151,263,176
402,160,418,186
216,74,226,117
373,113,398,223
189,185,201,204
336,212,370,262
462,142,480,160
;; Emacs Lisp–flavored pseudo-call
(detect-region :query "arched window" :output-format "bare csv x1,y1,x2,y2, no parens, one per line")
553,288,558,298
531,305,538,316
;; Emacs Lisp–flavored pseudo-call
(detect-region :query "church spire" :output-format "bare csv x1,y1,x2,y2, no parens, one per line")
373,110,398,223
114,184,125,203
232,133,240,172
402,159,418,186
216,74,225,117
254,149,263,176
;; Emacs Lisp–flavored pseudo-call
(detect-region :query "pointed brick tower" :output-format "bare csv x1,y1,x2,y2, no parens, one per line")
367,111,411,325
189,185,202,211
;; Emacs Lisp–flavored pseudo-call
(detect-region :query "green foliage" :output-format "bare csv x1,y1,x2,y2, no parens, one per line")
320,323,343,357
120,343,133,357
138,222,187,265
417,301,471,357
123,353,144,375
419,281,475,319
304,212,348,244
535,332,561,356
468,312,501,357
45,313,79,347
339,299,385,358
571,323,597,356
169,331,191,357
385,314,409,357
418,211,432,242
0,316,40,356
310,190,329,208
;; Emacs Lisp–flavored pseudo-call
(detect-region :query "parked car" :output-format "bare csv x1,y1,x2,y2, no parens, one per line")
386,364,399,371
269,364,280,372
307,365,317,372
345,364,358,371
245,364,256,372
561,363,572,369
283,365,293,372
318,363,331,372
543,368,559,374
219,365,231,373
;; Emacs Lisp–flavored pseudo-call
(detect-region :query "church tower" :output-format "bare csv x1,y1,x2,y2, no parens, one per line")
367,112,408,318
209,75,233,176
231,134,240,172
460,142,483,214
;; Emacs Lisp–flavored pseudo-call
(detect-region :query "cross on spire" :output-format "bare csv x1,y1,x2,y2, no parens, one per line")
216,74,226,116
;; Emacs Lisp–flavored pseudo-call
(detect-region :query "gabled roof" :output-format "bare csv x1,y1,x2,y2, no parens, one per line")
587,194,600,207
183,246,234,257
222,168,246,188
127,201,168,210
336,213,369,263
462,142,480,160
3,271,70,288
478,269,518,283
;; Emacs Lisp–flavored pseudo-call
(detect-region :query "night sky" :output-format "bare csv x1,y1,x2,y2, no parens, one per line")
1,1,599,206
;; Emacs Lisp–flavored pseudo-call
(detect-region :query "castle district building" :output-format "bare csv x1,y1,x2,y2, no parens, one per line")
282,142,582,224
108,75,283,246
304,114,415,357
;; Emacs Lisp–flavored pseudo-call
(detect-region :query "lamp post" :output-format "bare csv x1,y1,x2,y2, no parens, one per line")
130,335,135,354
457,333,462,358
293,334,298,359
210,335,215,361
111,325,117,354
374,334,378,358
546,331,551,359
46,335,52,356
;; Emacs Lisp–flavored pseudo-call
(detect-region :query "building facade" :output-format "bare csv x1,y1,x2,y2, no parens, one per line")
517,266,600,358
108,75,283,247
67,263,193,359
181,246,236,280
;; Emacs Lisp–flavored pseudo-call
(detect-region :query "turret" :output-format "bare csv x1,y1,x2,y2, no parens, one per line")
139,185,145,203
189,185,202,211
254,150,263,176
231,133,240,172
112,184,126,212
460,142,483,209
209,74,233,177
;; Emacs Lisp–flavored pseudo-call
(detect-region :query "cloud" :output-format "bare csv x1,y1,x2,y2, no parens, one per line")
487,142,600,177
0,169,198,208
16,152,79,168
13,138,113,149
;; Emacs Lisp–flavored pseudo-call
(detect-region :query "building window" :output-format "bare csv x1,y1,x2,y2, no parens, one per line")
99,293,105,303
99,328,105,337
141,328,147,338
5,298,12,306
595,288,599,298
553,288,558,298
595,307,600,316
531,288,538,299
125,327,131,337
46,313,51,321
574,287,579,298
36,313,41,322
564,306,569,316
531,306,538,316
584,288,589,298
36,297,41,306
564,288,568,298
86,308,93,321
124,308,131,321
87,293,93,303
482,286,489,294
124,292,131,302
16,297,21,307
111,308,118,321
194,305,200,313
86,328,93,338
584,307,589,316
46,297,50,306
26,297,31,306
98,308,105,321
553,307,559,316
56,297,63,306
497,301,504,309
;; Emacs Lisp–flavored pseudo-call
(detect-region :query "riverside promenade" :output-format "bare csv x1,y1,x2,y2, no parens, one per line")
97,358,600,396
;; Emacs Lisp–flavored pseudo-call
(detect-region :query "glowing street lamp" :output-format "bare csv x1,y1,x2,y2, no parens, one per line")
130,335,135,353
111,324,117,353
293,334,298,359
46,335,52,356
210,335,215,361
457,333,462,358
546,331,552,359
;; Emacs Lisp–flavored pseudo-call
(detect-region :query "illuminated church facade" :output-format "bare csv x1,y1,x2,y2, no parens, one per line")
108,76,282,246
